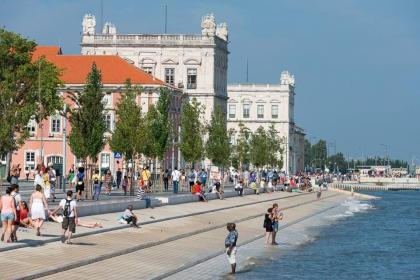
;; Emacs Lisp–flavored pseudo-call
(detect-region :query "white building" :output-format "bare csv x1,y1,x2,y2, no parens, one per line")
80,13,229,121
227,71,305,174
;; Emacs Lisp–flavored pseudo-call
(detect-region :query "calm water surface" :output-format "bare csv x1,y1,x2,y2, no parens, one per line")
238,191,420,280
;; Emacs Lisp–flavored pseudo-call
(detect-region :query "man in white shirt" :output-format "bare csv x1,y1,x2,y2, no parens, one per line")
50,190,77,244
123,205,139,227
171,167,181,194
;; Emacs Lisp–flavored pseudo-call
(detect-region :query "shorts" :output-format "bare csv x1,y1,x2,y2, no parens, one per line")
76,183,85,192
226,247,237,264
62,217,76,233
1,212,15,222
273,221,279,232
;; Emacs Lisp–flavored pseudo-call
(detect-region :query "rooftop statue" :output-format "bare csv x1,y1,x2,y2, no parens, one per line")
102,22,117,35
82,14,96,35
201,14,216,36
216,23,228,41
280,71,295,86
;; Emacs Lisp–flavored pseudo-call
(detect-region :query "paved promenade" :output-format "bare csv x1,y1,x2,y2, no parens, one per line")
0,190,353,279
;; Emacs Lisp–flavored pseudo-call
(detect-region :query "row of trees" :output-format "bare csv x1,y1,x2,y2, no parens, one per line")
304,139,408,173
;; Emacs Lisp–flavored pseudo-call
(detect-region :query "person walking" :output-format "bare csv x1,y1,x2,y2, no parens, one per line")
10,184,22,242
67,165,75,191
103,170,113,196
48,163,57,202
225,222,238,274
163,169,170,191
43,167,51,201
198,169,208,187
141,167,152,193
116,168,122,189
29,185,48,236
0,187,17,242
50,190,77,244
171,167,181,194
122,175,129,196
187,168,196,192
92,170,102,200
75,165,85,201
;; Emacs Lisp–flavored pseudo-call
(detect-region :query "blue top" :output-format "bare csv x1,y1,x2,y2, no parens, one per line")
225,230,238,248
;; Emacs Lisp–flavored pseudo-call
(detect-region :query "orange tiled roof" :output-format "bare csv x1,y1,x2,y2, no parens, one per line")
32,46,164,85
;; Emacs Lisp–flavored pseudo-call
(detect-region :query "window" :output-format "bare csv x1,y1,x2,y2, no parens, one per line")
102,93,112,107
243,103,250,118
27,119,37,133
100,153,110,168
142,66,153,74
51,116,61,133
257,105,264,119
165,68,175,85
105,113,113,131
187,68,197,89
229,104,236,118
271,104,279,119
25,152,35,171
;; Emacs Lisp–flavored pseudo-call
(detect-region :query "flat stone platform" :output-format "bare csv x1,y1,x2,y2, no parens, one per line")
0,189,361,280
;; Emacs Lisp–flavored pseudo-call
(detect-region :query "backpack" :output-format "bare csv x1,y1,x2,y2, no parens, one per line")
63,199,72,217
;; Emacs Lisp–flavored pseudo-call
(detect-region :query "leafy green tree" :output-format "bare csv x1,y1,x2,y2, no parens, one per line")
249,126,269,168
327,153,347,173
109,80,143,194
206,105,230,167
304,139,312,168
232,122,251,171
311,140,327,169
267,125,284,169
0,28,62,165
179,98,204,166
68,63,106,167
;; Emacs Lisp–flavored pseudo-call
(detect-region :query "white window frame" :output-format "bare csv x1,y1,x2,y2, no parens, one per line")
24,151,36,172
229,104,236,119
271,104,279,119
104,112,113,131
142,66,153,74
243,103,250,119
102,92,112,108
257,105,264,119
187,68,197,89
100,153,111,169
50,115,61,133
165,68,175,85
27,118,37,134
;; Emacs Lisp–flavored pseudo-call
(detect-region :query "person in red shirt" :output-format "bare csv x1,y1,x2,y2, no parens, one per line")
19,201,33,228
192,181,207,202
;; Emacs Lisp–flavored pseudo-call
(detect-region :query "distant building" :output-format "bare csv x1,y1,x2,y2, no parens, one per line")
11,46,183,178
80,13,229,122
227,71,305,174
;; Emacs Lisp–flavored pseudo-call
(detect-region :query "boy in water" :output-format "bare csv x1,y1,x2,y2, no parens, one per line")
225,222,238,274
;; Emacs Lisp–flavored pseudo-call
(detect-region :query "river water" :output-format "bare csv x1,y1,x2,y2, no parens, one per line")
235,191,420,280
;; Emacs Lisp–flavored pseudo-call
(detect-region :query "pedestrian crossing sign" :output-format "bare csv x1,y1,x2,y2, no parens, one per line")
113,152,122,159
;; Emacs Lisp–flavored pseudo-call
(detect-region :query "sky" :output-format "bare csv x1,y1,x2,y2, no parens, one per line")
1,0,419,162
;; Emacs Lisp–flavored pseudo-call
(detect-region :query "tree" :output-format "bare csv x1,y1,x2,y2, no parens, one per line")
179,98,204,166
311,140,327,169
206,105,230,167
267,124,284,169
109,80,144,194
232,122,251,171
249,126,269,168
68,63,106,168
327,153,347,173
0,28,62,171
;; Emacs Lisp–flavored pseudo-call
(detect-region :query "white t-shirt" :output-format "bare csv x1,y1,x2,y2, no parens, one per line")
59,199,77,218
171,170,181,181
11,191,22,211
123,209,133,219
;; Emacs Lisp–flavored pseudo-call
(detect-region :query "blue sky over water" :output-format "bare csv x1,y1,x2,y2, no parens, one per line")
2,0,419,161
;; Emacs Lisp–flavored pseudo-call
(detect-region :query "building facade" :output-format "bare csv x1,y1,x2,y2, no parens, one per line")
227,71,305,174
80,13,229,122
11,46,184,179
